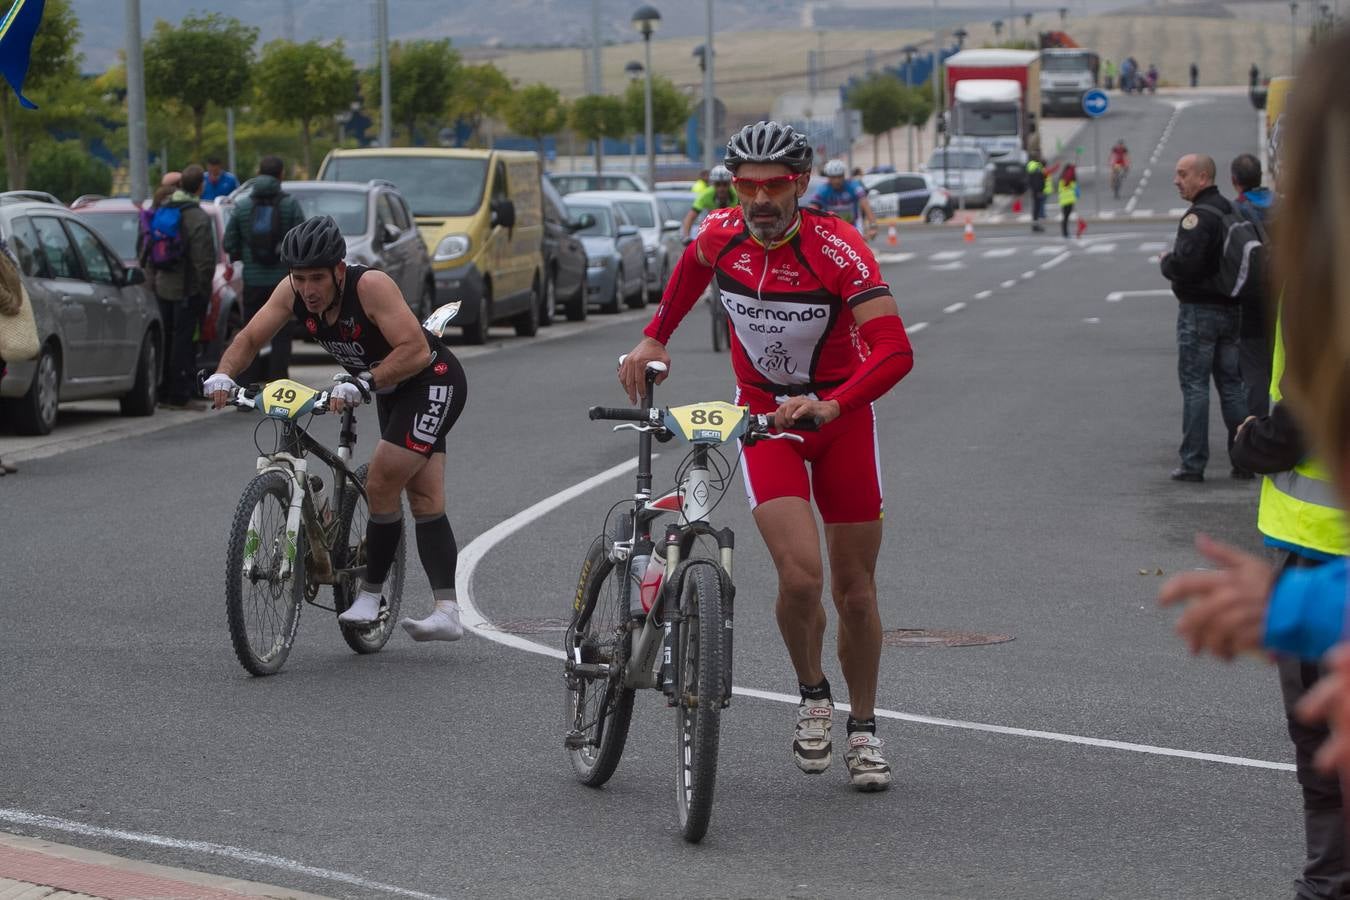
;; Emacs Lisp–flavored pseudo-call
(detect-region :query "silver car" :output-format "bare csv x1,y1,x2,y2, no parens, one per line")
548,171,650,195
922,147,996,208
0,196,160,435
567,190,682,295
563,198,647,314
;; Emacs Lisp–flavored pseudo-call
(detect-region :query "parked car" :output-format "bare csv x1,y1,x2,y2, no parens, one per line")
547,171,650,195
654,180,696,191
0,195,160,435
540,176,588,324
922,147,996,208
71,196,243,368
319,148,545,344
562,197,646,314
654,189,696,230
861,171,955,223
567,190,681,296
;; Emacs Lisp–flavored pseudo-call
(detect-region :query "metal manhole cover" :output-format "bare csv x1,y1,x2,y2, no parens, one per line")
881,628,1013,648
491,617,572,635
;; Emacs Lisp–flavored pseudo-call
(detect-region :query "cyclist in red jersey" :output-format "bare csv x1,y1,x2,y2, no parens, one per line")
620,121,914,792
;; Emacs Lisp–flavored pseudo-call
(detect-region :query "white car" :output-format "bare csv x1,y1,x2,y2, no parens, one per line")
921,147,996,209
566,190,683,294
861,171,956,223
547,171,650,195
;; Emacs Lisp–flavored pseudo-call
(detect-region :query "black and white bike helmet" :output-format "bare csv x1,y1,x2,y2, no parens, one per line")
724,121,814,174
708,165,733,184
822,159,848,177
280,215,347,269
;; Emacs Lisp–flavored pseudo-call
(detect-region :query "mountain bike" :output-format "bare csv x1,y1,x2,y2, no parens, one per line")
1110,163,1128,200
220,374,405,676
563,360,810,842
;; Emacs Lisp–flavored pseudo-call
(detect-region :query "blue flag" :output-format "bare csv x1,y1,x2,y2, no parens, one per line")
0,0,44,109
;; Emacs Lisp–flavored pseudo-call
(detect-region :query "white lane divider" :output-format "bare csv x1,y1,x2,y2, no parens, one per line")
1039,251,1070,270
1085,243,1117,254
1000,279,1017,289
1106,289,1174,302
943,302,966,314
906,321,929,334
875,252,915,263
1033,246,1062,256
452,469,1295,773
981,248,1016,258
1083,317,1102,324
931,250,966,261
1020,270,1036,280
974,290,993,300
0,809,449,900
930,261,965,272
1138,241,1168,253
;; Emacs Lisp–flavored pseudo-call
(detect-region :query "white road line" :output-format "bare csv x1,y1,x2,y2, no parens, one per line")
0,809,448,900
1039,251,1071,270
451,473,1296,773
1168,207,1187,216
1106,289,1174,302
943,302,966,314
1124,196,1138,214
930,261,965,271
1020,271,1036,279
981,248,1016,258
974,290,993,300
1131,208,1154,217
874,252,915,263
931,250,966,261
1085,243,1117,254
906,321,929,334
1099,211,1116,219
1138,241,1168,252
1033,246,1062,256
1000,279,1017,289
1083,317,1101,324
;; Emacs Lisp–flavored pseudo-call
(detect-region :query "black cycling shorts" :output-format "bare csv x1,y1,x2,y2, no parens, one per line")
375,355,467,458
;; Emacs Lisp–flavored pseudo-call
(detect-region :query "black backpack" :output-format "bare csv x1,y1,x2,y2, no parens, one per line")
1200,203,1268,304
248,193,286,266
1027,166,1046,193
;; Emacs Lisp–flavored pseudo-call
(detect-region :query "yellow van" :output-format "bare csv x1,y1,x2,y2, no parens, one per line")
316,148,545,344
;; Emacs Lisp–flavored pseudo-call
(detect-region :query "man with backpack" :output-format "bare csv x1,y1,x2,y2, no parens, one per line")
150,164,215,410
1231,153,1275,419
224,155,305,385
1159,153,1251,483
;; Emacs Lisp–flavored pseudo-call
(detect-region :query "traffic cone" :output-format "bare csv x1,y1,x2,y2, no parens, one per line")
963,221,975,243
1076,216,1088,238
1012,197,1023,213
886,224,898,246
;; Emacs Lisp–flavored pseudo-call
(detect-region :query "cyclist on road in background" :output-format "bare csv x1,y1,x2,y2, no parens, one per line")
204,216,470,643
808,159,879,240
619,121,915,792
681,165,738,241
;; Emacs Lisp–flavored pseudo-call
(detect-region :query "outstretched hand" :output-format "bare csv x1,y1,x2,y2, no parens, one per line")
1157,533,1276,661
1298,644,1350,775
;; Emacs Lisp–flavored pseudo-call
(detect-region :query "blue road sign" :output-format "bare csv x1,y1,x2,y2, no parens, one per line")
1082,89,1109,118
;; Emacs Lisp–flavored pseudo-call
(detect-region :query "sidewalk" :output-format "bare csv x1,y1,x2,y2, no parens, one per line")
0,832,330,900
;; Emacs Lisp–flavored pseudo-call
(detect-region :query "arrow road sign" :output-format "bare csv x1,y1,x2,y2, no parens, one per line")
1082,88,1109,118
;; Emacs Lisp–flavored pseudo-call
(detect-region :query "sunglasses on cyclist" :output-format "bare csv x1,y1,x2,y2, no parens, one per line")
731,173,806,194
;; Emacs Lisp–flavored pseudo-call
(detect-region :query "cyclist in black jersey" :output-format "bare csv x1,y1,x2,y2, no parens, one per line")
205,216,469,642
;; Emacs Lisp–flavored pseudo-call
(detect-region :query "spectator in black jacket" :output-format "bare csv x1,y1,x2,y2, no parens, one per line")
1159,153,1248,482
1231,153,1275,419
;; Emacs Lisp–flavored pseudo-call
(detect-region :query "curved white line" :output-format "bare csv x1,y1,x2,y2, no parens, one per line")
455,465,1295,773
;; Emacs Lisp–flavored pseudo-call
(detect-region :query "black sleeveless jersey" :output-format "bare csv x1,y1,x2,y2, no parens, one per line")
293,265,454,390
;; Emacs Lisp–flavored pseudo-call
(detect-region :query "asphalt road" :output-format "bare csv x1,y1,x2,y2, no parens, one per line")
0,94,1293,899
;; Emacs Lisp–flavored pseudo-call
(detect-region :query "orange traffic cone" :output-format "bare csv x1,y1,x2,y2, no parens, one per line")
1012,197,1023,213
1076,216,1088,238
886,224,898,246
963,221,975,243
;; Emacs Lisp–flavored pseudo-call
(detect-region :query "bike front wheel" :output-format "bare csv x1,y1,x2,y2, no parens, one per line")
225,470,305,676
564,524,636,787
674,563,727,843
333,463,405,654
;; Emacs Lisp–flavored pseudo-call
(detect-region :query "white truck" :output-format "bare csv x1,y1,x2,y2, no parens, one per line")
1040,48,1100,117
944,49,1041,194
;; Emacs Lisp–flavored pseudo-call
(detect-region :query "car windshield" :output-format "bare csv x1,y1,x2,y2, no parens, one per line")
959,109,1020,137
1042,54,1092,72
617,200,655,228
567,204,613,237
77,210,139,262
659,196,693,221
289,189,370,236
928,150,986,169
321,156,487,218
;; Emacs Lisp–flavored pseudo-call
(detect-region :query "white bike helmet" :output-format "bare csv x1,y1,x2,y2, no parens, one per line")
822,159,848,178
708,165,733,184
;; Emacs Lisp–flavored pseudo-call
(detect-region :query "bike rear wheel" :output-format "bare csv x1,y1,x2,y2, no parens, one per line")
709,289,729,353
674,564,726,842
333,463,405,654
564,520,636,786
225,470,305,676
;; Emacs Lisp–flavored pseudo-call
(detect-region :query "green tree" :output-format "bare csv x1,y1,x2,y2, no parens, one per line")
143,13,257,160
27,139,112,201
570,94,628,173
0,0,80,189
388,39,459,144
253,39,358,176
503,83,566,158
847,74,906,166
448,63,513,147
622,74,693,140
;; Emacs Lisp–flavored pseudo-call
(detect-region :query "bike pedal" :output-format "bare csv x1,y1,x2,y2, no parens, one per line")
563,731,589,750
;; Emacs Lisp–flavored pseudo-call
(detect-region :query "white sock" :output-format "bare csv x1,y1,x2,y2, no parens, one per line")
338,589,382,624
399,600,463,642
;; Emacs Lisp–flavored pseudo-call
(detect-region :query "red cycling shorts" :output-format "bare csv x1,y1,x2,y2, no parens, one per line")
734,386,883,524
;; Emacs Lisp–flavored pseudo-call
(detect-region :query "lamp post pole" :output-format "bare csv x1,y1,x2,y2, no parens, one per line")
378,0,391,147
632,6,662,188
125,0,148,204
1290,1,1300,72
703,0,715,170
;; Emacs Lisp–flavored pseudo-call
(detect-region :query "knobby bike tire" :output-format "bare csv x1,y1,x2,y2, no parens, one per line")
564,521,636,787
332,463,406,654
225,470,305,676
675,563,727,843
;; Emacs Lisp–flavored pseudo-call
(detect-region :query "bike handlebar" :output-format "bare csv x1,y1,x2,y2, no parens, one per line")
589,406,650,422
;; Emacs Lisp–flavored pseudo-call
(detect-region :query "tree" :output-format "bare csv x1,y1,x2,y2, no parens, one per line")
253,39,358,176
900,80,936,168
0,0,80,189
847,74,906,166
503,84,566,159
28,139,112,201
570,94,628,173
447,63,513,147
622,74,693,143
388,39,459,144
143,13,257,160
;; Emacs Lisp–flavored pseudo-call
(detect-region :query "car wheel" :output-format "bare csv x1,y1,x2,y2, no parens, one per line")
925,206,949,224
120,331,159,417
419,279,435,320
513,274,541,337
565,272,588,322
461,285,492,345
5,343,60,435
601,269,622,314
540,268,557,327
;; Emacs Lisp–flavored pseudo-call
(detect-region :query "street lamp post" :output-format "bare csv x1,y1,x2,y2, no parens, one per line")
125,0,148,205
902,45,917,171
954,27,968,50
1290,1,1300,72
632,5,661,189
704,0,715,171
993,19,1004,40
1059,6,1068,26
625,60,644,175
377,0,391,147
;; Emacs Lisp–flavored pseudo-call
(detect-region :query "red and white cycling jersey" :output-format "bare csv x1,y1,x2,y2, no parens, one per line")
646,206,893,399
